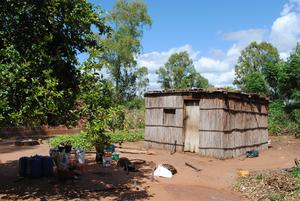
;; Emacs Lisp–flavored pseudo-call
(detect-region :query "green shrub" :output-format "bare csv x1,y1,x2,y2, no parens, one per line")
48,132,93,151
124,109,145,130
268,101,300,135
256,174,264,181
108,130,144,143
48,130,144,150
291,167,300,178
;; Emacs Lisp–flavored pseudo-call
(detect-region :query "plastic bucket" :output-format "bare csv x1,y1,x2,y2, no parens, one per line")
19,157,29,177
41,156,54,177
112,153,119,161
29,156,42,178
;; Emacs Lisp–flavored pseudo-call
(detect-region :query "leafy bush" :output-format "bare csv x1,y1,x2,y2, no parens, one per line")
109,130,144,143
268,101,288,135
107,106,126,132
48,132,93,151
291,167,300,178
268,101,300,136
124,109,145,130
125,96,145,110
84,106,124,146
48,130,144,150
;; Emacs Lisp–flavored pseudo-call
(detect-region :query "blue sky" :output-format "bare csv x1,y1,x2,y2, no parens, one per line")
91,0,300,88
99,0,284,53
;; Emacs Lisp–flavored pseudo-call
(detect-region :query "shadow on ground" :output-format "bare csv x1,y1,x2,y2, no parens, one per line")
0,141,38,154
0,158,154,200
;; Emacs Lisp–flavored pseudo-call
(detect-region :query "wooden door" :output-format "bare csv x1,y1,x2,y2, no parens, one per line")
184,100,200,152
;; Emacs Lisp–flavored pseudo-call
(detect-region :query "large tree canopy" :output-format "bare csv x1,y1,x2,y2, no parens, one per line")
0,0,109,126
102,0,152,103
234,41,281,97
156,51,209,89
279,43,300,109
233,42,300,135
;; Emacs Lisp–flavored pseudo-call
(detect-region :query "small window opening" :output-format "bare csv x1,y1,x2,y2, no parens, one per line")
164,108,176,114
163,108,176,125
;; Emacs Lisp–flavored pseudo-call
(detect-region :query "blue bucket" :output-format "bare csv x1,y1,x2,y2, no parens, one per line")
18,157,29,177
41,156,54,177
28,156,42,178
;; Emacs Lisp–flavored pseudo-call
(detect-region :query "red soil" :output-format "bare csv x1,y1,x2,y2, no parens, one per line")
0,135,299,201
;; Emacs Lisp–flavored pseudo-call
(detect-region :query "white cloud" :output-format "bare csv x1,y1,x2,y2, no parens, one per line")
195,57,229,73
281,0,300,15
223,29,267,45
138,44,238,88
202,70,235,86
138,0,300,89
271,0,300,54
137,45,202,90
208,49,225,60
137,44,199,75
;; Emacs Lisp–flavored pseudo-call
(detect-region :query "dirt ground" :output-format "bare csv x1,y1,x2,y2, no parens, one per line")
0,135,299,201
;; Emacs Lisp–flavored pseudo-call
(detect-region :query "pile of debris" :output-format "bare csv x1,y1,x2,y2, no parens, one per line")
234,169,300,201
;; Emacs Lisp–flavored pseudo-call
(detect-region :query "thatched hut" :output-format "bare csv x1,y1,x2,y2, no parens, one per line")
144,89,269,159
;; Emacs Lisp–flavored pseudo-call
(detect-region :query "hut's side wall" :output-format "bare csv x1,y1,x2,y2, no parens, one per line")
144,95,184,150
222,98,268,158
198,94,268,159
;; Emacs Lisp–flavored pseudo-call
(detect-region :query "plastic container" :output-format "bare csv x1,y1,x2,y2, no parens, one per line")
75,149,85,164
238,169,250,177
105,144,115,153
112,153,119,161
41,156,54,177
103,154,112,167
18,157,29,177
28,156,42,178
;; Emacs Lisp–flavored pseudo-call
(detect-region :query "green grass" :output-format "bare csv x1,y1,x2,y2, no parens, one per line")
255,174,264,181
291,167,300,178
108,130,144,143
48,130,144,150
291,167,300,196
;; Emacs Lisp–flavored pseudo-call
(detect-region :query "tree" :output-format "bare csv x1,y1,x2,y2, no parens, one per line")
156,51,209,89
234,42,300,136
78,56,124,139
244,72,268,94
280,43,300,99
279,43,300,110
102,0,152,103
0,0,109,126
135,67,149,96
234,41,281,97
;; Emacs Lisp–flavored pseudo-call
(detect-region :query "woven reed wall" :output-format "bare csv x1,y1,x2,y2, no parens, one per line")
198,94,268,159
144,95,184,150
144,90,269,159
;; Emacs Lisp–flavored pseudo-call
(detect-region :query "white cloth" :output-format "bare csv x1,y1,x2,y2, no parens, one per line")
154,164,173,178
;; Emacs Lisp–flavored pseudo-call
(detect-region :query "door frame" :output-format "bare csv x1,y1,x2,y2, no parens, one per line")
183,98,200,152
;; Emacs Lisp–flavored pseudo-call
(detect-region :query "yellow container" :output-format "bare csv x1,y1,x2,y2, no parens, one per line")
238,169,250,177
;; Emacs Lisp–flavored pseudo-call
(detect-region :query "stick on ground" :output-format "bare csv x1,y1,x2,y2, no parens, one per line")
185,162,201,172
